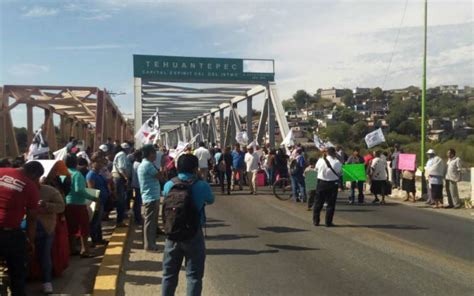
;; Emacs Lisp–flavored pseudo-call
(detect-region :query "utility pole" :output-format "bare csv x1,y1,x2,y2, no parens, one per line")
421,0,428,194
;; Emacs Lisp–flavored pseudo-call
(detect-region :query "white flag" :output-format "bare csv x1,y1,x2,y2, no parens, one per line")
135,109,160,144
27,128,49,160
190,133,200,144
313,134,326,150
365,128,386,148
281,129,294,146
53,146,68,161
235,131,248,145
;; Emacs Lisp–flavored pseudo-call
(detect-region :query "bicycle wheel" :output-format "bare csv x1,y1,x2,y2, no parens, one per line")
273,178,292,200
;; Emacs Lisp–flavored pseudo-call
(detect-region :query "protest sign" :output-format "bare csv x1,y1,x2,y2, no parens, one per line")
305,170,318,191
398,153,416,171
365,128,385,148
342,164,367,183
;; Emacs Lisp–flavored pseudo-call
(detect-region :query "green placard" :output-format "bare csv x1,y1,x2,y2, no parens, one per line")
342,164,367,183
305,170,318,191
133,55,275,83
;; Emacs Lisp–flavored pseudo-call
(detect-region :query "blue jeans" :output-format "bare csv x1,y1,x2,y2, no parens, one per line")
266,168,275,185
113,177,126,224
291,174,306,201
90,203,105,243
133,188,143,224
162,229,206,296
35,224,54,283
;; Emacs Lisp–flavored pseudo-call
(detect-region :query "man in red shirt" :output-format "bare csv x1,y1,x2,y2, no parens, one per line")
0,161,43,296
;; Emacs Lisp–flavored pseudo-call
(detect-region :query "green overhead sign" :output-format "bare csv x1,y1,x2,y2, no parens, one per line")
133,55,275,83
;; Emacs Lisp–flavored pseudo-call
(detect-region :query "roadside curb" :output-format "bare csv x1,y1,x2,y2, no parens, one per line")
93,219,131,296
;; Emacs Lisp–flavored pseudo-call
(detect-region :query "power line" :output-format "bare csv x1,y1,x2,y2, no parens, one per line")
382,0,409,88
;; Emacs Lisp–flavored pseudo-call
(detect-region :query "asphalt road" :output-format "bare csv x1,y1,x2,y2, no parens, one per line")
199,188,474,296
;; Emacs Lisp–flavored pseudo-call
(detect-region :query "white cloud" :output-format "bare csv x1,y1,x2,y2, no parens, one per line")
8,64,50,77
81,14,113,21
237,13,254,22
23,7,59,17
49,44,136,50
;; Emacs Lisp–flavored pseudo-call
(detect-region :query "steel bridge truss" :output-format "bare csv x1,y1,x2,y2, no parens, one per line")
0,85,133,157
134,79,289,148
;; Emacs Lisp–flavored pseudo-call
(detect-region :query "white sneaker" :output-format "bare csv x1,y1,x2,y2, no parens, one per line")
43,282,53,294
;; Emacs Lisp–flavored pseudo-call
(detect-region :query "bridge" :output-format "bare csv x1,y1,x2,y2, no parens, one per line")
0,85,133,157
133,55,290,148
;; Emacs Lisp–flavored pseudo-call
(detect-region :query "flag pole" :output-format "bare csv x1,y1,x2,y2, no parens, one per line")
421,0,428,194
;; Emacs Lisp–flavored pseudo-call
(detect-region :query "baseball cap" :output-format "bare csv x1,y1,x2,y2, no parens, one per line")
99,144,108,152
426,149,436,154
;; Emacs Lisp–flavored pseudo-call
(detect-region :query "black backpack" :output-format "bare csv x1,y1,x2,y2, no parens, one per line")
162,177,200,241
290,158,302,175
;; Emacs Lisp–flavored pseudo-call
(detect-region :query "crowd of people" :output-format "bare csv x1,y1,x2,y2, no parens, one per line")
0,134,465,296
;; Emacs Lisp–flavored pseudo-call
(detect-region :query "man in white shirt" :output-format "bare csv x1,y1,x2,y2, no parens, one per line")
194,142,212,181
313,147,342,227
445,148,462,209
244,146,260,195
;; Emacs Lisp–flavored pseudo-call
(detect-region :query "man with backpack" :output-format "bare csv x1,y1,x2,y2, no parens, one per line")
290,148,306,202
161,154,215,296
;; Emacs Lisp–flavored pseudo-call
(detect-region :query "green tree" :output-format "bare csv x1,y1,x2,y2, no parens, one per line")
334,106,361,125
396,119,420,136
292,90,316,109
350,121,368,142
371,87,384,100
322,122,351,145
282,99,296,111
341,89,354,107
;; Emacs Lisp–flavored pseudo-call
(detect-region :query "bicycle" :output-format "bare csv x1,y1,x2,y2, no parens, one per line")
272,177,292,200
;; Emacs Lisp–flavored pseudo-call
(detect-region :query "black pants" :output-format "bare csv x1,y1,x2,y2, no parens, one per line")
350,181,365,203
0,229,27,296
307,190,317,209
313,180,339,225
219,170,232,193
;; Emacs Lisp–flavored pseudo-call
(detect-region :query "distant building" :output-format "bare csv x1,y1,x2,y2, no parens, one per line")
352,87,371,102
285,110,298,119
321,88,344,104
439,85,459,95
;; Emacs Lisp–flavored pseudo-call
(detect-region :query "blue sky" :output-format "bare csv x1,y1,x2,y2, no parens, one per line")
1,0,473,129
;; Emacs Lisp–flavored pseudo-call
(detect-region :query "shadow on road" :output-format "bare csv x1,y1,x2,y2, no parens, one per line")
334,224,428,230
205,223,231,228
258,226,308,233
206,234,259,241
125,259,163,273
266,244,320,251
206,248,279,256
336,209,375,212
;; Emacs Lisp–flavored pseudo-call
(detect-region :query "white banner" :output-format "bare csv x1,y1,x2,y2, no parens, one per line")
135,109,161,144
365,128,386,148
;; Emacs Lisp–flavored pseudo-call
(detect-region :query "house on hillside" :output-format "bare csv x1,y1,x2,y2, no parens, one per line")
321,88,344,105
439,85,460,95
